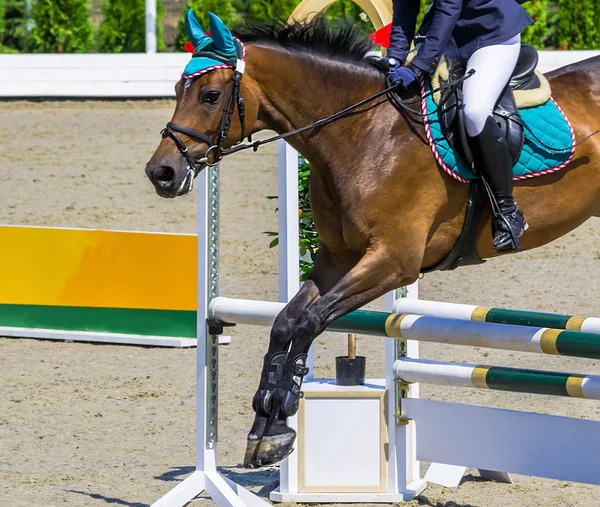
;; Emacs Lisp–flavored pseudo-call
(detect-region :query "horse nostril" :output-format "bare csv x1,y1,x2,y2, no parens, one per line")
156,166,175,185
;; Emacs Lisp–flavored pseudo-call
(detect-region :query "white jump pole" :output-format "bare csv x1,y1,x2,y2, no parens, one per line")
277,140,311,373
394,358,600,400
145,0,157,54
276,139,305,496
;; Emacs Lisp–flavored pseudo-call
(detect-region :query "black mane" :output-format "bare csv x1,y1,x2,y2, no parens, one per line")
234,17,386,71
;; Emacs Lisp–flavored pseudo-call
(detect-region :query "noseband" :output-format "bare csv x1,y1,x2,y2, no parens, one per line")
161,51,247,189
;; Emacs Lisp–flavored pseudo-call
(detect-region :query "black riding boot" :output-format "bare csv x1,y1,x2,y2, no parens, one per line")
470,116,527,251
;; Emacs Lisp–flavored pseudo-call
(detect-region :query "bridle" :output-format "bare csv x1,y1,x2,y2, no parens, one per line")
160,50,248,191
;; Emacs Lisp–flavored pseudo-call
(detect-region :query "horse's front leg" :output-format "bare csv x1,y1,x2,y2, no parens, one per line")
244,245,353,467
252,246,421,467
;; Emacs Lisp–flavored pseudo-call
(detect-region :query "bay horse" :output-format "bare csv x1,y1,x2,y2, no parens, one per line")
146,16,600,468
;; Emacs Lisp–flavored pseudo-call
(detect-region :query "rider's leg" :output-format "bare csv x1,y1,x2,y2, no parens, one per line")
463,34,526,251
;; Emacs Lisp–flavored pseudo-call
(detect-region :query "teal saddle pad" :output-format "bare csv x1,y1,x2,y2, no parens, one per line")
421,81,576,183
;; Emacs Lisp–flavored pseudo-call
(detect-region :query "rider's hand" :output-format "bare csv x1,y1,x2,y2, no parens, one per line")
389,64,420,90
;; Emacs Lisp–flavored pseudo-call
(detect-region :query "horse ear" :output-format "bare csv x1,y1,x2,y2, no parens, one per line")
185,9,210,48
208,12,236,54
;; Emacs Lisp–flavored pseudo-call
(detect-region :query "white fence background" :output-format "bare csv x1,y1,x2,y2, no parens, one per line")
0,51,598,98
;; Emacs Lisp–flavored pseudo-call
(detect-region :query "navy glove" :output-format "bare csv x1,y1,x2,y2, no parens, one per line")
389,64,419,90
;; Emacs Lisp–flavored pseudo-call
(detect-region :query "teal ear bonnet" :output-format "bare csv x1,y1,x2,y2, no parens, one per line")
182,10,245,79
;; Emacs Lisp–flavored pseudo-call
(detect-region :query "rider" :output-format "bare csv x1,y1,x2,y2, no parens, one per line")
386,0,533,251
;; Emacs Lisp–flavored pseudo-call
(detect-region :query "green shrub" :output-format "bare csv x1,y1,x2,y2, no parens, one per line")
28,0,93,53
324,0,372,33
243,0,298,24
556,0,600,49
324,0,363,20
174,0,237,51
521,0,548,48
0,0,6,42
1,0,25,51
97,0,165,53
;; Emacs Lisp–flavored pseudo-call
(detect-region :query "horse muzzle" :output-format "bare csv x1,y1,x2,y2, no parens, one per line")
145,160,204,198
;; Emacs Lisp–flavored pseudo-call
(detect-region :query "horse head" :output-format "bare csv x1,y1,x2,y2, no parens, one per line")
146,11,259,198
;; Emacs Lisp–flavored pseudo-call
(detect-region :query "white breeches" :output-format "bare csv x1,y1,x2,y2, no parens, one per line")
463,34,522,137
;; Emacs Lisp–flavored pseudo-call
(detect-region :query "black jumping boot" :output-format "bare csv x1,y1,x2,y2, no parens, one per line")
252,353,310,467
244,351,288,467
470,116,527,251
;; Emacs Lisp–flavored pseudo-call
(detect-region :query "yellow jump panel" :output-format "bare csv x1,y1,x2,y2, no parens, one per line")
0,226,196,311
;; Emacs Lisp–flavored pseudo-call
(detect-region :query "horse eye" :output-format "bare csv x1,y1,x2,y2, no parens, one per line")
203,91,221,105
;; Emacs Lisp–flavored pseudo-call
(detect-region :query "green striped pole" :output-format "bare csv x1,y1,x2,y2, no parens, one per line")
394,358,600,400
332,311,600,361
383,314,600,360
209,298,600,360
393,299,600,334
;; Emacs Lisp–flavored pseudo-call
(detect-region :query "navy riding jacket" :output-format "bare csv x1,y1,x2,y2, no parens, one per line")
389,0,533,75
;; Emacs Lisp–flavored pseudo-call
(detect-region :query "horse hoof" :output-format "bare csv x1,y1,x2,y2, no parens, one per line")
244,413,270,468
253,428,297,467
243,437,261,468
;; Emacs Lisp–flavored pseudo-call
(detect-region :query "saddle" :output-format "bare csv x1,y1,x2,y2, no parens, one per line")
436,44,545,169
420,45,549,272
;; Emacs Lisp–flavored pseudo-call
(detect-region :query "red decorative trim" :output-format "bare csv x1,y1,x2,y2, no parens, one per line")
420,77,469,183
183,64,232,79
236,38,246,59
420,78,577,184
182,64,233,79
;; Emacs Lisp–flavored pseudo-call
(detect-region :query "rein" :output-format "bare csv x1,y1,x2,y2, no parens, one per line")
161,57,474,183
221,73,475,158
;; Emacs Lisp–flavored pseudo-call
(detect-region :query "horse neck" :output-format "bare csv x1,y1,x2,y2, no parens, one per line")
245,45,385,158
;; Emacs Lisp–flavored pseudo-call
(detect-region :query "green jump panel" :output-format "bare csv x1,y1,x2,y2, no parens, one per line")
0,304,196,338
